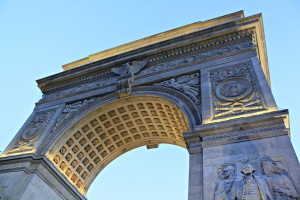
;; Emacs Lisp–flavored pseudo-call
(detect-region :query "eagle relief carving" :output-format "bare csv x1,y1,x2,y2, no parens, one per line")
112,59,148,98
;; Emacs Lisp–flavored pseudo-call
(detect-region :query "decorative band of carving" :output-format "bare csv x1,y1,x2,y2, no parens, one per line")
202,124,286,142
40,29,255,99
147,29,254,64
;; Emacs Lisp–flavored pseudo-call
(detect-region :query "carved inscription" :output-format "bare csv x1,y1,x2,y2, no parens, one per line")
210,62,266,118
8,110,55,154
154,73,200,104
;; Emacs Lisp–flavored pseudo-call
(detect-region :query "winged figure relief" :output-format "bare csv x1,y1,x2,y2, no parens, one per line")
111,59,149,76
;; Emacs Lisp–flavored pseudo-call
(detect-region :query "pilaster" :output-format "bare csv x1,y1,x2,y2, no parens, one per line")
184,110,300,199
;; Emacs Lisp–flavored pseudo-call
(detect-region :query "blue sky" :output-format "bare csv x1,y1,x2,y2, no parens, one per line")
0,1,299,199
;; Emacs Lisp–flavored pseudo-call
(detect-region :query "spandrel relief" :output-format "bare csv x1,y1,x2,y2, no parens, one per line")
210,63,267,119
52,98,95,132
261,160,298,200
154,73,200,104
214,158,299,200
7,110,55,154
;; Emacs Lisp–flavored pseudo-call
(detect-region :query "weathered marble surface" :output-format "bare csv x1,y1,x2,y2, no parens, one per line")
0,11,299,200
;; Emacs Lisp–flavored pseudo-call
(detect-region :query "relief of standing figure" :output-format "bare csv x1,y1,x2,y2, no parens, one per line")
262,160,299,200
240,163,273,200
214,166,236,200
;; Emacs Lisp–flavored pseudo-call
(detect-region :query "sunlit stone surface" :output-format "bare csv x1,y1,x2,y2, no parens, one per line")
0,11,299,200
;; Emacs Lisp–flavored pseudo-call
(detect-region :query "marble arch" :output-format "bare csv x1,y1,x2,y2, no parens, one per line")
46,92,199,194
1,11,300,200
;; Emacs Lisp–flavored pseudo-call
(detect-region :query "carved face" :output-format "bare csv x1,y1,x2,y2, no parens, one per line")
223,166,234,178
241,163,255,175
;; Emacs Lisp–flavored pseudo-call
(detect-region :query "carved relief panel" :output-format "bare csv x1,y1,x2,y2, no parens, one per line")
0,186,5,200
40,30,255,103
214,157,299,200
2,109,57,156
210,62,266,119
154,73,200,105
200,59,277,123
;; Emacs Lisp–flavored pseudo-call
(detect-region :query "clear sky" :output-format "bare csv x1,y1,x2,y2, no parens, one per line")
0,1,299,199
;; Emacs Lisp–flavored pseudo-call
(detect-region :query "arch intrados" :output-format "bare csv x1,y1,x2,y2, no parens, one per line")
45,86,200,153
46,94,193,195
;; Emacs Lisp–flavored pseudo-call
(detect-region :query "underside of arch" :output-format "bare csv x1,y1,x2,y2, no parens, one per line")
46,95,190,195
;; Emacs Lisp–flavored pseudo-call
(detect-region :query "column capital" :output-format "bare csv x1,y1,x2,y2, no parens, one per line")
184,131,202,154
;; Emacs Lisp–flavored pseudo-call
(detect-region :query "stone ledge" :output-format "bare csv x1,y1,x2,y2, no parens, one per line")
0,155,86,200
184,110,290,148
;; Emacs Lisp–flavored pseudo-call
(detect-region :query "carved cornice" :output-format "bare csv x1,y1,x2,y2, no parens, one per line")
146,29,255,65
40,29,255,103
42,69,112,93
62,11,245,70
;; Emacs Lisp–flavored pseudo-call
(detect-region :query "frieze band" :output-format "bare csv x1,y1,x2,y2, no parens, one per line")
40,30,255,102
202,124,286,142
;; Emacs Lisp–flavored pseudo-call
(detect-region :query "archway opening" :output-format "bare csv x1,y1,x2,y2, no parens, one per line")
86,144,189,200
46,95,191,195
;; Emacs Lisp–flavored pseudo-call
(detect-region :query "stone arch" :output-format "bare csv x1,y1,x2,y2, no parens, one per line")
46,88,199,195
